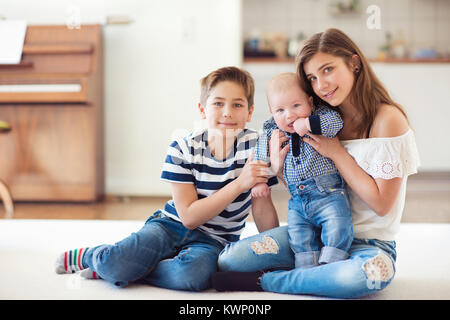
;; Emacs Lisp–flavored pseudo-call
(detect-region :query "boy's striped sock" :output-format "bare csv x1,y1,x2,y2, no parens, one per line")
55,248,89,274
80,268,101,279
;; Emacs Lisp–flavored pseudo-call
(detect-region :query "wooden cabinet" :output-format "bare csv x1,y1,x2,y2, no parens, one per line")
0,25,104,201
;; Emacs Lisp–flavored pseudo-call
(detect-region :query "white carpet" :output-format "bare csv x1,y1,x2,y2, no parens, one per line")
1,219,449,300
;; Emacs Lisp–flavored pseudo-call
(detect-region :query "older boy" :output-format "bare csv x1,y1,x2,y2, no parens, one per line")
55,67,278,291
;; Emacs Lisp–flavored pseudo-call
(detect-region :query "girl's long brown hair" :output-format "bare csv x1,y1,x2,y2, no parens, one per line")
296,28,408,138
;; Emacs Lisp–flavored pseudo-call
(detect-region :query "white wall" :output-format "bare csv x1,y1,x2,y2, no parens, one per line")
371,63,450,171
1,0,243,196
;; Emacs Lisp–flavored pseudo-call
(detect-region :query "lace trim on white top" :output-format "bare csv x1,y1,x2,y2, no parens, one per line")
341,129,420,180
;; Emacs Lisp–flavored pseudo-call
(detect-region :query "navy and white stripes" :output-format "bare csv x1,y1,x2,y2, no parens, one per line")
160,128,277,244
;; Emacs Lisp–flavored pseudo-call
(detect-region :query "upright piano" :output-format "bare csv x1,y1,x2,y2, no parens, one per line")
0,25,104,202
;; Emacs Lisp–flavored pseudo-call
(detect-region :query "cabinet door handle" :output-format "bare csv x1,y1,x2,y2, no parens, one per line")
0,120,11,133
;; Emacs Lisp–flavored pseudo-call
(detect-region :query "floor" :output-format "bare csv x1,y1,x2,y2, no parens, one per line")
3,173,450,223
2,173,449,301
4,219,450,300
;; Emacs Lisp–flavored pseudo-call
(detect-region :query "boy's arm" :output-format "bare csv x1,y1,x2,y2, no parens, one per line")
171,153,270,230
171,179,246,230
253,123,280,196
251,194,279,232
268,129,289,179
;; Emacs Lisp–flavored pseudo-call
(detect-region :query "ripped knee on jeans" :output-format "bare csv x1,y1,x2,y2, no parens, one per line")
362,251,394,282
249,236,279,255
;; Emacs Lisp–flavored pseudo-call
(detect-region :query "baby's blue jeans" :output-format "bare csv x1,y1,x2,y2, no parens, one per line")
82,211,224,291
287,173,353,268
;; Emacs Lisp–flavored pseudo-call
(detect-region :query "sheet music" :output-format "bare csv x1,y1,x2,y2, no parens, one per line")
0,84,82,93
0,20,27,64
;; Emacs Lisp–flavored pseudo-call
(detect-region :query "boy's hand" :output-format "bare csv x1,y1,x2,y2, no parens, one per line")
269,129,289,176
251,183,271,198
236,151,270,192
293,117,311,137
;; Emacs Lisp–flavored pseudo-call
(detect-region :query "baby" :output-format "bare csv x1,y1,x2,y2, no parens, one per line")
253,73,353,269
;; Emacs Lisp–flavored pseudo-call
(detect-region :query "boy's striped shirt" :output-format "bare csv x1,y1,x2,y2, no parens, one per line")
160,128,277,245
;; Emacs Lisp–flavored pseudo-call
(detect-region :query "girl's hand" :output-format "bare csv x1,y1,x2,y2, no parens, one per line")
269,129,289,176
302,133,345,160
236,151,270,191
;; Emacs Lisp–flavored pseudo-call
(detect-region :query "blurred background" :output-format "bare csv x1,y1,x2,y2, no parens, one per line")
1,0,449,222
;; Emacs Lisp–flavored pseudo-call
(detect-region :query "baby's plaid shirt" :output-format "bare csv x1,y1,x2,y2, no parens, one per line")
254,105,344,184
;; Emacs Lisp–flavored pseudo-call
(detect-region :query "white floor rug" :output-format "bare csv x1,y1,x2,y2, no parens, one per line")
1,219,449,300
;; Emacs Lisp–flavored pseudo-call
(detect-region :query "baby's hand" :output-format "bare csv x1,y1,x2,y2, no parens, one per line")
251,183,271,198
293,118,311,137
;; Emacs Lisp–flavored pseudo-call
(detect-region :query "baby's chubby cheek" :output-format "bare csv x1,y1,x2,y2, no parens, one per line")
273,118,291,133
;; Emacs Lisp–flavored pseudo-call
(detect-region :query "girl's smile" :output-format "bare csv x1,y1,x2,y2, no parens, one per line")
323,87,338,99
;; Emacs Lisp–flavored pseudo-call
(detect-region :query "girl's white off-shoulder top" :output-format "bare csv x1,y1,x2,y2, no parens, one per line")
341,129,420,241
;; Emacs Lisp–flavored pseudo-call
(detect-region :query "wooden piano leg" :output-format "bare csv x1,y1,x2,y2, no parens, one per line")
0,179,14,219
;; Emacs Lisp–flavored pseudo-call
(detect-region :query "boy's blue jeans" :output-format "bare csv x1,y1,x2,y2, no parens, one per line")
82,211,224,291
287,173,353,268
218,226,397,299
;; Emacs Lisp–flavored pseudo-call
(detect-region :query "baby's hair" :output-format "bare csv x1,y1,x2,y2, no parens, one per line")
266,72,312,110
200,66,255,107
267,72,302,96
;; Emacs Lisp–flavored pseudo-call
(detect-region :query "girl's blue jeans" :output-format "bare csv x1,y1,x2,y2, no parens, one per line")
287,173,353,268
82,211,224,291
218,226,397,299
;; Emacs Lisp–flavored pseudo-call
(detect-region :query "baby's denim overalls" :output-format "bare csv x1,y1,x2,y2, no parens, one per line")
287,173,353,268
